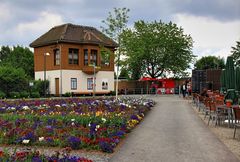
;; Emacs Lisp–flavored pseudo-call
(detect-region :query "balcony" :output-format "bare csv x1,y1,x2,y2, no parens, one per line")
82,66,100,75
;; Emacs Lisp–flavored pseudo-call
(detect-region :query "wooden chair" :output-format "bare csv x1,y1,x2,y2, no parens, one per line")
233,107,240,139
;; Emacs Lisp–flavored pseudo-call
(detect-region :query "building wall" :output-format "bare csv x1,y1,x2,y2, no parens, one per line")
35,70,114,94
34,43,114,72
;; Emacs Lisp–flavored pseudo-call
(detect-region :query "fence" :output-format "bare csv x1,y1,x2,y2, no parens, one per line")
118,88,176,95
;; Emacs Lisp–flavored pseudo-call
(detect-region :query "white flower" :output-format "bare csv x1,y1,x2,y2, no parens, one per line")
22,106,30,110
71,122,75,126
22,139,30,144
71,118,75,122
88,123,91,127
10,107,16,110
39,137,44,142
96,125,100,129
55,105,61,108
101,118,107,123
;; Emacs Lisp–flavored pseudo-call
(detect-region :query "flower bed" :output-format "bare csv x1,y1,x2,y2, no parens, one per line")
0,147,92,162
0,97,154,153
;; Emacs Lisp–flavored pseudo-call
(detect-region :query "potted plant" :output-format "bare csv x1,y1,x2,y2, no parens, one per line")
225,99,233,107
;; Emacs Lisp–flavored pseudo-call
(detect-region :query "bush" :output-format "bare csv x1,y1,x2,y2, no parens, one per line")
0,66,28,94
9,92,20,99
32,80,49,97
64,92,72,97
0,91,6,99
31,92,40,98
20,91,30,98
110,91,116,96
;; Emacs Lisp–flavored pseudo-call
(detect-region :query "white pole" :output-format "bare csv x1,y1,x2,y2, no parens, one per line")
60,44,62,97
116,38,121,99
93,64,96,98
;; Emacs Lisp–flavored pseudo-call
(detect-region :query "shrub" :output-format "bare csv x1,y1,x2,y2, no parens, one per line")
110,91,116,96
32,80,49,97
31,92,40,98
20,91,30,98
9,92,20,99
0,91,6,99
0,66,28,94
64,92,72,97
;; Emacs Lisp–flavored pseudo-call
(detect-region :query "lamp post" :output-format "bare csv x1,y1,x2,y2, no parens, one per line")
89,63,100,97
44,52,50,98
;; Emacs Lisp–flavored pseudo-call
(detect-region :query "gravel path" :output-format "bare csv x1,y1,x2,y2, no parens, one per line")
109,95,240,162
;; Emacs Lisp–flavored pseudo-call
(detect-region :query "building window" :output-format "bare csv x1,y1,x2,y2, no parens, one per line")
102,81,108,90
69,48,79,65
84,49,88,65
90,50,97,65
87,78,93,90
71,78,77,90
54,49,60,65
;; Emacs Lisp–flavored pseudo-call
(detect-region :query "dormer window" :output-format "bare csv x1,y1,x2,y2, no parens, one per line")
68,48,79,65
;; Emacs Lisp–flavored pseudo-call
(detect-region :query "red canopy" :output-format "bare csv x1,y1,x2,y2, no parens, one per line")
139,77,157,81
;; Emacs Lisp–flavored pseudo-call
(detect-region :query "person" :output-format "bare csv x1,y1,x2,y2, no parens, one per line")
181,83,187,98
187,82,191,96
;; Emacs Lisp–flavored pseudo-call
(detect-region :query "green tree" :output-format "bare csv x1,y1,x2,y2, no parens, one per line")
0,66,28,95
101,7,130,97
231,40,240,67
121,20,194,79
0,46,34,78
119,67,129,79
194,56,225,70
0,46,11,63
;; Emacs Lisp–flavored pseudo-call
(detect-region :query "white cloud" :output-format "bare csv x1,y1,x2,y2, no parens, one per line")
0,3,11,22
174,13,240,60
16,11,64,36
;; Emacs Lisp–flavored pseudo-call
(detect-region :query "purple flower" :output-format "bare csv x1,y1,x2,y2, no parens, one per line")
99,141,113,153
130,115,139,121
67,136,81,150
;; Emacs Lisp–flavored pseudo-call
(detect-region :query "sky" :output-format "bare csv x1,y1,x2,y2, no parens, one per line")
0,0,240,64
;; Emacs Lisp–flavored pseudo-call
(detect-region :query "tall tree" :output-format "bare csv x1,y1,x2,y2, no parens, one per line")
231,40,240,67
194,56,225,70
119,67,129,79
101,7,130,98
121,20,194,79
0,46,34,78
0,46,11,63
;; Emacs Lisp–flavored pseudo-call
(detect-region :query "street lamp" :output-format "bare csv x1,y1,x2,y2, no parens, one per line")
44,52,50,98
89,63,100,97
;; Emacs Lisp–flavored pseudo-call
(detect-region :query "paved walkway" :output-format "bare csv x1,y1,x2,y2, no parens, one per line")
110,95,239,162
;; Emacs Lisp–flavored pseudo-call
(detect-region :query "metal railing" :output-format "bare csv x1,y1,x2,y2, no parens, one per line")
118,88,176,95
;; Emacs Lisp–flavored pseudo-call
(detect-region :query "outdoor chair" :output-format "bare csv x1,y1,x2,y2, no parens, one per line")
214,99,228,126
197,95,205,112
208,100,226,126
208,101,217,125
233,107,240,139
192,93,198,107
203,97,211,120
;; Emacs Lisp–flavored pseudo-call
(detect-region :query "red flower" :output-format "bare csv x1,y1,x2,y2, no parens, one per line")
0,150,4,157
